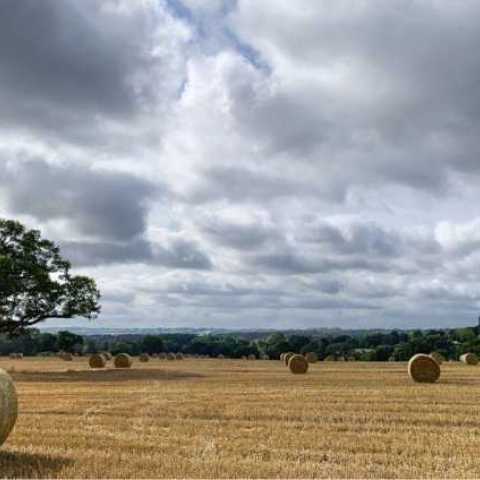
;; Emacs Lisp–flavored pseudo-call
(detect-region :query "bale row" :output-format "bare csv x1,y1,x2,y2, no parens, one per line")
8,353,23,359
88,351,190,368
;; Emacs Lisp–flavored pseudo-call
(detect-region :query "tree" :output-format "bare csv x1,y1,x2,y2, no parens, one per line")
57,330,84,353
141,335,165,354
0,219,100,335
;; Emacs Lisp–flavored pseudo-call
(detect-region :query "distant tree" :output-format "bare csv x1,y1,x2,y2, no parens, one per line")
0,219,100,335
263,333,291,359
141,335,165,354
57,330,83,353
37,332,58,352
289,335,311,352
374,345,394,361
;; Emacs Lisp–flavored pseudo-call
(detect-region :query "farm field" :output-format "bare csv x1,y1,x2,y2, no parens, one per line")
1,357,480,478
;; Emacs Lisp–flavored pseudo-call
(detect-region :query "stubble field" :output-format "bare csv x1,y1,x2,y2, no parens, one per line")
1,357,480,478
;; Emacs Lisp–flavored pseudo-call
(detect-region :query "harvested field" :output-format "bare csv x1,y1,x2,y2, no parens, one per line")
1,357,480,478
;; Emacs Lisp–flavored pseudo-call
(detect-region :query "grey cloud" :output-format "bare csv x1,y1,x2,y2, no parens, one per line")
228,1,480,194
251,251,395,275
0,1,136,116
61,237,212,270
0,0,187,143
303,222,401,257
190,165,345,203
61,238,213,270
1,159,157,241
153,238,213,270
198,215,280,250
61,239,154,267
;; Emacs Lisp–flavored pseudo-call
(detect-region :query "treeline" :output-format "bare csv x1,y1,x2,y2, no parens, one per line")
2,326,480,361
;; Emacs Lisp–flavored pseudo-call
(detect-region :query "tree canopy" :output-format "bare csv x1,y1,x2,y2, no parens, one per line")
0,219,100,335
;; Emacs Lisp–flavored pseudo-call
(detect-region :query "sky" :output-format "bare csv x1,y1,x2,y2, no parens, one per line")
1,0,480,330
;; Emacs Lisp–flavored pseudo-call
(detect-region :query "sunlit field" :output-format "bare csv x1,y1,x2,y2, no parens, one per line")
1,357,480,478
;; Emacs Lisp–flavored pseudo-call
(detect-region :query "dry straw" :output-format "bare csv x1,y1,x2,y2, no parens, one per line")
139,353,150,362
460,353,479,365
304,352,318,364
430,352,445,365
284,352,295,366
288,354,309,374
114,353,133,368
408,354,441,383
89,354,107,369
0,369,18,448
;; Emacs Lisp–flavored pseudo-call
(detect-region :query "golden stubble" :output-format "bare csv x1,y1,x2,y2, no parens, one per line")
1,357,480,478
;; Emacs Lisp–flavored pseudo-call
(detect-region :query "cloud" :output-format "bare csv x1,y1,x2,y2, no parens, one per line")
1,158,157,241
61,237,212,270
2,1,480,329
0,0,191,144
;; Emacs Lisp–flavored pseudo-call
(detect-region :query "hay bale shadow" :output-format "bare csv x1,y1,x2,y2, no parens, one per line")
0,450,72,477
11,368,204,383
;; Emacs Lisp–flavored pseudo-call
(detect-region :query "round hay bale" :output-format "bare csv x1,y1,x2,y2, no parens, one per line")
166,353,176,361
139,353,150,363
158,352,167,360
89,354,107,369
241,355,247,360
408,354,441,383
280,353,286,362
288,354,309,374
284,352,295,366
261,354,270,360
114,353,133,369
248,354,256,360
0,369,18,448
8,353,17,359
324,355,336,361
304,352,318,364
217,354,225,359
460,353,479,365
61,352,73,361
430,352,445,365
101,352,112,361
176,353,184,360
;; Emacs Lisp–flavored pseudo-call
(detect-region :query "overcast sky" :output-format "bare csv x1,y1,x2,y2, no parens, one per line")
2,0,480,330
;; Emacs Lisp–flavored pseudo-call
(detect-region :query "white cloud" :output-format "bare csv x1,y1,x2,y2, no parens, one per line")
2,0,480,329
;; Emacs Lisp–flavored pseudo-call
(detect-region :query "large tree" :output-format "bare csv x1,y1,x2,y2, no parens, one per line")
0,219,100,335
